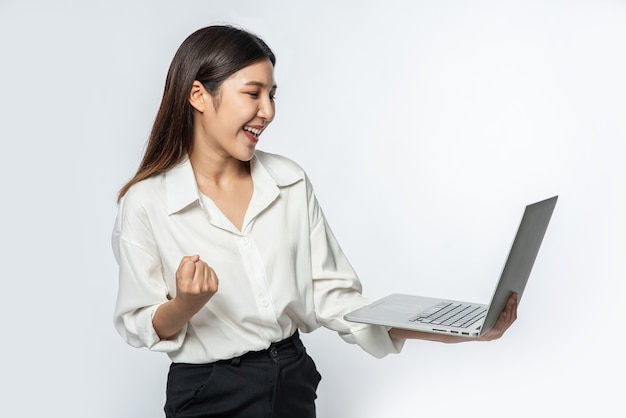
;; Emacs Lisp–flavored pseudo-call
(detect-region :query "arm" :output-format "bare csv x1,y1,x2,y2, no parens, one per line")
304,174,404,358
389,292,518,343
152,254,219,340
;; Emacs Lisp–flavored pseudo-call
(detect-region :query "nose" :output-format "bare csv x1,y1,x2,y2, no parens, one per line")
257,95,275,124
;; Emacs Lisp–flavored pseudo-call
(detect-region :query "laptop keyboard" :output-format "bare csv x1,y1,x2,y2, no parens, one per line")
409,302,487,328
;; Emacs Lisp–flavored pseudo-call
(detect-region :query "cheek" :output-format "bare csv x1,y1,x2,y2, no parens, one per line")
225,103,252,125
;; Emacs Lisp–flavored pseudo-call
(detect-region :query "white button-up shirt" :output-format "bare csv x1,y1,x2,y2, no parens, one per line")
112,150,403,363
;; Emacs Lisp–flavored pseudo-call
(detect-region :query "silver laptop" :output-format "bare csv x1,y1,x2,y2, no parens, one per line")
344,196,558,338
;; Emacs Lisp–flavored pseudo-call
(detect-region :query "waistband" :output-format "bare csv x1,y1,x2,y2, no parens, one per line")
224,331,304,366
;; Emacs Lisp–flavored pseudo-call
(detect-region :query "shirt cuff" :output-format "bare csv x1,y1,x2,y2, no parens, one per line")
136,304,187,353
343,324,405,358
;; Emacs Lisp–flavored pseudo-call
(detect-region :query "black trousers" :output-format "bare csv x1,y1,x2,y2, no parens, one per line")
164,332,321,418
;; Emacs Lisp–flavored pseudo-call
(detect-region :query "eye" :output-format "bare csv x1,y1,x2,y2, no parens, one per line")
247,92,259,98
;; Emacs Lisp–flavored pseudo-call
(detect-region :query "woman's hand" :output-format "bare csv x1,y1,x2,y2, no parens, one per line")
477,292,518,341
153,254,219,340
174,254,219,313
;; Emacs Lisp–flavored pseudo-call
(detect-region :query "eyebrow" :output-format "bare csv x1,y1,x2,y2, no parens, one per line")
244,81,278,90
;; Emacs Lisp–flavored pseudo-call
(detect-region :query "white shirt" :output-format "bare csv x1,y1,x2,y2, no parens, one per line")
112,150,404,363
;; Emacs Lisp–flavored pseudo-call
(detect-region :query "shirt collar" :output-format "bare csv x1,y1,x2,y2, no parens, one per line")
164,151,304,215
164,157,200,215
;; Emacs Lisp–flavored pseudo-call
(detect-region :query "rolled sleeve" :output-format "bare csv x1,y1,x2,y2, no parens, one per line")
112,198,186,353
137,304,187,352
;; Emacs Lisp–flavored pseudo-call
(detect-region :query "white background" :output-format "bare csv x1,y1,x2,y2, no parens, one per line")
1,1,624,417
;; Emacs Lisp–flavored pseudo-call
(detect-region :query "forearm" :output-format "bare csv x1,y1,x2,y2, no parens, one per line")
152,298,199,340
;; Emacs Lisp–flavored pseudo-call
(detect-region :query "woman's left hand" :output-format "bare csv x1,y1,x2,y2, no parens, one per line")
477,292,518,341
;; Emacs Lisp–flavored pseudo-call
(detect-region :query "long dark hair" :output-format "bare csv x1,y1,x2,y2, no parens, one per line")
117,25,276,201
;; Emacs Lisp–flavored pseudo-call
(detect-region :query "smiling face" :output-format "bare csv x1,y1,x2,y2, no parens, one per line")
189,59,277,163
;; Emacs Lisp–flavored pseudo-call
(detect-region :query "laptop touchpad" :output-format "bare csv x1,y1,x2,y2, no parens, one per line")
378,301,427,315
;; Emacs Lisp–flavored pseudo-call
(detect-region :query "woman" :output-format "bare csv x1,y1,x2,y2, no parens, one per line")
112,25,518,418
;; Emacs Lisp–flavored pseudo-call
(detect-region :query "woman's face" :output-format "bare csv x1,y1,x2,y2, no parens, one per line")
191,59,276,162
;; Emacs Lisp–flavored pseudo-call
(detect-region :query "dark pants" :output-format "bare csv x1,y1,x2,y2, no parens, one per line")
164,332,321,418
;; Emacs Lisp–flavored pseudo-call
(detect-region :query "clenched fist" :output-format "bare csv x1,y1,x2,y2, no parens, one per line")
175,254,219,312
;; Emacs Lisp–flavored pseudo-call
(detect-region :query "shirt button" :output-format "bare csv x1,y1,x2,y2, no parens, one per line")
260,298,270,308
241,237,249,245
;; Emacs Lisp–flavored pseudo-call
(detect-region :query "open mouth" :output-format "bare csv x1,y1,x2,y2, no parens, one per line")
243,126,263,143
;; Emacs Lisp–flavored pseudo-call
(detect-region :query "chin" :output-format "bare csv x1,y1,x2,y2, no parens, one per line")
234,148,256,162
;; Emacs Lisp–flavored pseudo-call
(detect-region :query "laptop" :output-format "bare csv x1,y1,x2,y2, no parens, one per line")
344,196,558,338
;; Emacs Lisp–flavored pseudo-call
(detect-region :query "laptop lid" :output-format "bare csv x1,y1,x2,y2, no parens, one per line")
478,195,558,335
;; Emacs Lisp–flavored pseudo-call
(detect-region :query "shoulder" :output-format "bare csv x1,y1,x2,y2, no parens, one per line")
255,149,305,172
254,150,309,187
120,157,198,216
116,173,169,227
121,174,166,208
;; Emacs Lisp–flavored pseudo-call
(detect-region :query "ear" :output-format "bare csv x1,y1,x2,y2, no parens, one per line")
189,80,207,112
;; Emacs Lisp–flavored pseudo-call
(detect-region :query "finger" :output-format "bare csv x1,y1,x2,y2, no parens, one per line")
201,264,218,293
191,261,218,294
504,293,518,326
207,266,219,292
488,297,516,340
510,293,519,322
494,295,518,335
177,254,200,271
191,260,209,285
178,258,197,283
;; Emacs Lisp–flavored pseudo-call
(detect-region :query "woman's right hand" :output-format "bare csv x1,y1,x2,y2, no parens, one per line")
153,254,219,340
174,254,219,313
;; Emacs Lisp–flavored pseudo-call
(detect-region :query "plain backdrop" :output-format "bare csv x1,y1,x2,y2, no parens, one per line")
1,1,624,417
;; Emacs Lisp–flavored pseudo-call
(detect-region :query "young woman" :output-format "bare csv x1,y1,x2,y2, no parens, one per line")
112,25,518,418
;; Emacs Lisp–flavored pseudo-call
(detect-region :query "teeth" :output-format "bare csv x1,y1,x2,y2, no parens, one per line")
244,126,262,136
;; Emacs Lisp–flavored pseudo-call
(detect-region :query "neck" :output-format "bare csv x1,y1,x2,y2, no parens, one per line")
189,148,251,187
